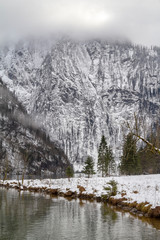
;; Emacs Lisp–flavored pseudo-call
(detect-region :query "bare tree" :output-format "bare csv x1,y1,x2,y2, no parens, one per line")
124,113,160,155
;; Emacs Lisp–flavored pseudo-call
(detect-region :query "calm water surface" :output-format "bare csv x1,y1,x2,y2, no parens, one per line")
0,188,160,240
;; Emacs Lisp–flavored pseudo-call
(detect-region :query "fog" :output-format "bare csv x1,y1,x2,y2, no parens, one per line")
0,0,160,46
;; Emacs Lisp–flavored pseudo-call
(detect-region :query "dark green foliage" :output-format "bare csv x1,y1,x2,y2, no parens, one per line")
102,180,118,200
97,135,115,176
108,147,116,175
101,204,118,221
66,166,74,179
82,156,95,178
105,180,118,196
120,133,141,175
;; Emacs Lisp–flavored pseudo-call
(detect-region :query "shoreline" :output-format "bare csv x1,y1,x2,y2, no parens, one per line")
1,175,160,219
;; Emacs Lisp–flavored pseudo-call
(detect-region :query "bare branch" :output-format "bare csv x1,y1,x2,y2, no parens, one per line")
124,113,160,155
132,133,160,155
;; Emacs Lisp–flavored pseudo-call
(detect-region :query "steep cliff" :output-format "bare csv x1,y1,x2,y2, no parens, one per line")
0,38,160,170
0,78,70,176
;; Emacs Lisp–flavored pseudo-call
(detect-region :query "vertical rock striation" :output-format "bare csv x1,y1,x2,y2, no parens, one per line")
0,38,160,170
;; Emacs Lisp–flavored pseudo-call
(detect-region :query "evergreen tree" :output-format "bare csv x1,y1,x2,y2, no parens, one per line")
98,135,115,176
82,156,95,178
108,146,116,175
98,135,107,176
66,166,74,180
120,133,141,175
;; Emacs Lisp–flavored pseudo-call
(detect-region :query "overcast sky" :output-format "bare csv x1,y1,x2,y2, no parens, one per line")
0,0,160,46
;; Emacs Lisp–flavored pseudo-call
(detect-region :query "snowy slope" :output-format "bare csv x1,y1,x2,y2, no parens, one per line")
0,38,160,170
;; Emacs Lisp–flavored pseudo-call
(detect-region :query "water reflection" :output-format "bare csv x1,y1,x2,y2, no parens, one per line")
0,188,160,240
101,204,118,222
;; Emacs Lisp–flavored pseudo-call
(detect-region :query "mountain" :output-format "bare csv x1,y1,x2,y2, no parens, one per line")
0,38,160,171
0,78,71,176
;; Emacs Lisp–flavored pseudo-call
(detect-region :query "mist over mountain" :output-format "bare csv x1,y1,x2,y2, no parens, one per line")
0,37,160,171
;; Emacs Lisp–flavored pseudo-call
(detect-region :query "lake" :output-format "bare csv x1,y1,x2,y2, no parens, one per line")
0,188,160,240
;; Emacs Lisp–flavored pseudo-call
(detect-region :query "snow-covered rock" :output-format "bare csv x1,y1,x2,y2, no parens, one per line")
0,38,160,170
0,79,70,175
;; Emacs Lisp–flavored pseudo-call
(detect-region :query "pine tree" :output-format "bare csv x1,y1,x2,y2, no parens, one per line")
66,166,74,180
82,156,95,178
98,135,115,176
120,133,141,175
98,135,107,176
108,146,116,175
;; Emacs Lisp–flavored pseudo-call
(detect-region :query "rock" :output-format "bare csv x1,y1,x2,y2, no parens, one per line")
59,192,65,197
77,185,86,193
96,197,102,202
131,208,138,213
47,189,59,195
138,214,143,217
1,38,160,171
148,207,160,218
122,207,131,211
65,191,74,197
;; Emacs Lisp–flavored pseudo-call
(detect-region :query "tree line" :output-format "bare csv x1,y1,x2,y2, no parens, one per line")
81,135,116,177
81,133,139,177
72,125,160,178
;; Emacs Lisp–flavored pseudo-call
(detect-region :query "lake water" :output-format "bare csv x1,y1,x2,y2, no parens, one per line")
0,188,160,240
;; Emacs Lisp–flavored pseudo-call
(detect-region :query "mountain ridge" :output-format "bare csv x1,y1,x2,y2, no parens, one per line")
0,37,160,171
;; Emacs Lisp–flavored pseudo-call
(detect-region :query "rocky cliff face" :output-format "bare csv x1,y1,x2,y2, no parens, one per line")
0,78,70,176
0,38,160,171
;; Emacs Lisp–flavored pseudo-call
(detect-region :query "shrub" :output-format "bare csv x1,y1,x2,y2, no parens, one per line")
102,180,118,199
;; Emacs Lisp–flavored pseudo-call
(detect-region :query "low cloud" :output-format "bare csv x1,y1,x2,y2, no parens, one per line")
0,0,160,46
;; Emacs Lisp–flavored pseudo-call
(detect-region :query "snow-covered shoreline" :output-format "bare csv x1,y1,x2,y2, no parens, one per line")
1,174,160,218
